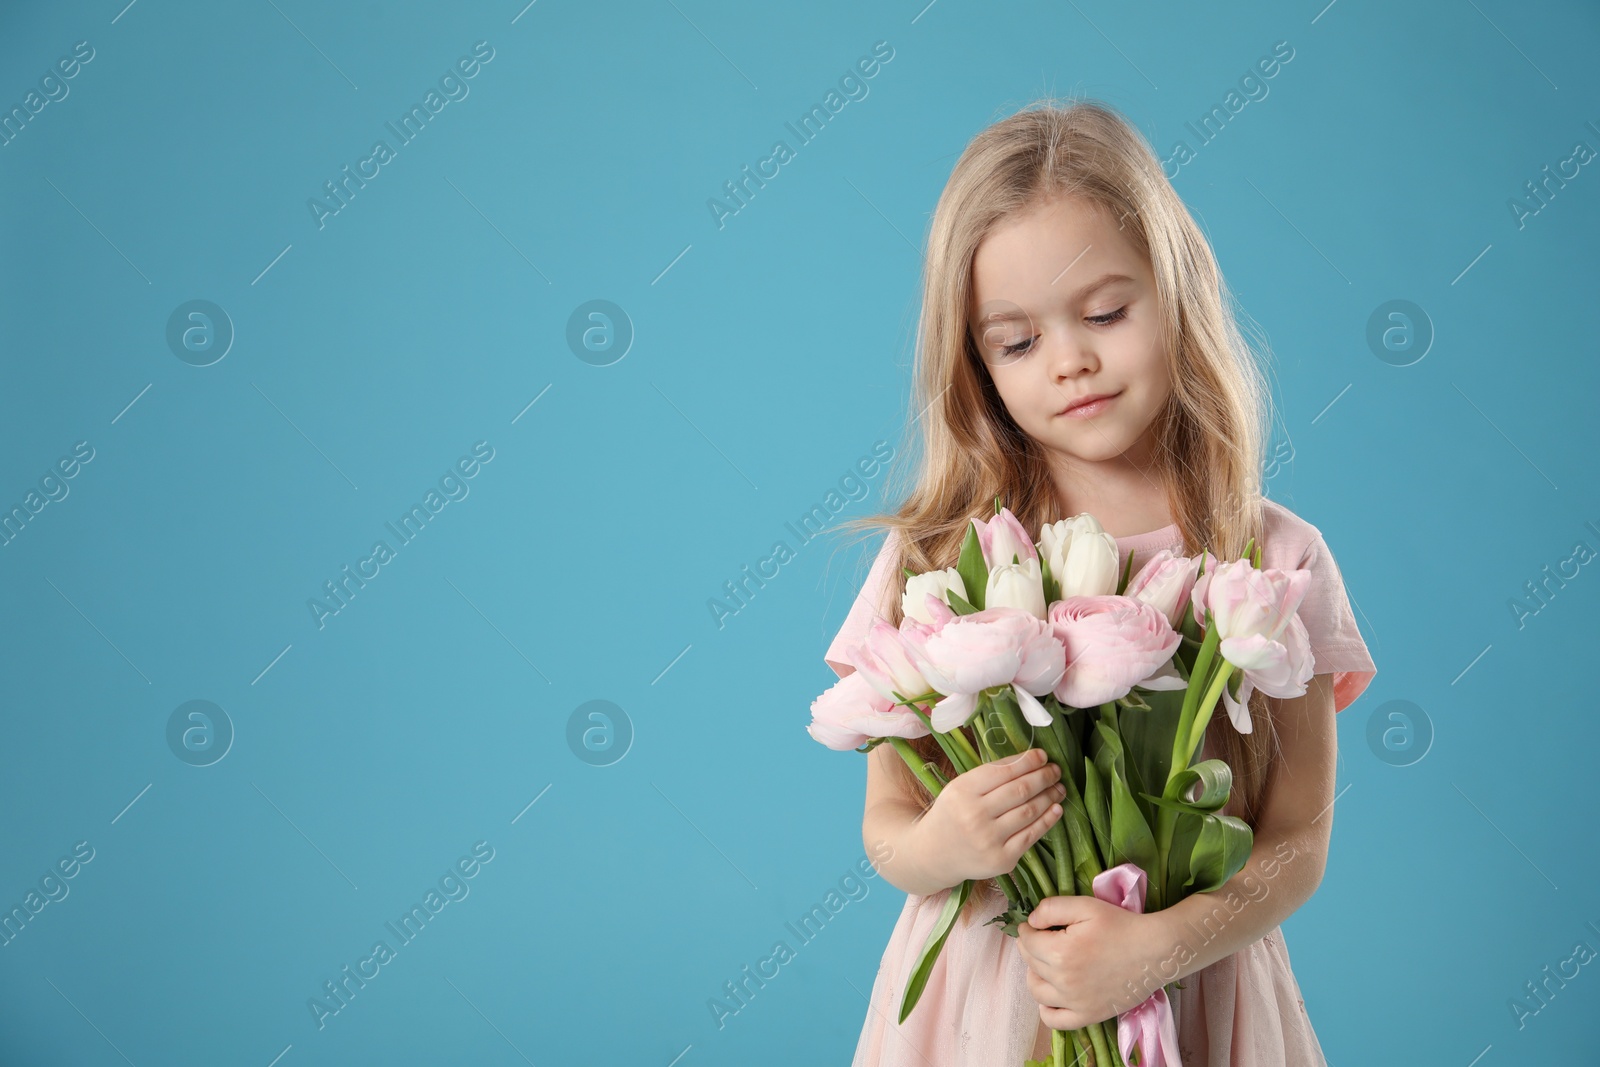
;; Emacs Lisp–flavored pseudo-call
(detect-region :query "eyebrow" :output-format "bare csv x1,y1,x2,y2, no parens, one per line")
975,272,1136,322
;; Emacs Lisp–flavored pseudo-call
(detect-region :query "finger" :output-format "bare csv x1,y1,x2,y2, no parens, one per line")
981,761,1062,818
993,783,1066,840
1040,1005,1084,1032
991,760,1063,803
1002,796,1063,855
1027,895,1089,929
1014,927,1045,968
975,748,1050,793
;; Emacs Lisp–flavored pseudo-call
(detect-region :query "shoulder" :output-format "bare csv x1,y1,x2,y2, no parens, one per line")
822,527,905,679
1259,497,1326,570
1260,497,1378,709
856,527,905,623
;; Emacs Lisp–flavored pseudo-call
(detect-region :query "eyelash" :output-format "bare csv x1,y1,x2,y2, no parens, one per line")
999,307,1128,357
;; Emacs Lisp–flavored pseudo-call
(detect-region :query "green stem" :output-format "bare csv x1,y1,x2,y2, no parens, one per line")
887,738,943,797
949,724,983,770
1046,821,1074,897
1102,1019,1127,1066
1021,843,1056,899
989,690,1077,897
1176,663,1234,774
1086,1018,1113,1067
998,871,1023,906
1166,619,1219,796
1012,850,1041,904
1152,654,1235,909
930,730,968,776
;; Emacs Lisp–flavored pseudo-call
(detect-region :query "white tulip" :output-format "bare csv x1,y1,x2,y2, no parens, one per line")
901,568,967,625
985,557,1047,619
1038,513,1120,598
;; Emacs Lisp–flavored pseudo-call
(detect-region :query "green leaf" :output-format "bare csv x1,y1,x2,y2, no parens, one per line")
1091,721,1158,874
1108,754,1159,875
1163,759,1233,812
1182,814,1254,894
1046,697,1084,795
1162,810,1202,907
899,879,973,1023
1116,685,1184,808
1039,551,1059,606
1137,792,1219,819
956,521,989,611
947,589,980,616
983,905,1032,938
1081,756,1112,864
1116,542,1137,595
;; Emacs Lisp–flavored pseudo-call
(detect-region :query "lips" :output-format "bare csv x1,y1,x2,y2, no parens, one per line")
1057,391,1119,416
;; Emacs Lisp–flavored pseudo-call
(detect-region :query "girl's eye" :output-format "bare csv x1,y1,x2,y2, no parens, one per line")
1087,307,1128,326
988,307,1125,360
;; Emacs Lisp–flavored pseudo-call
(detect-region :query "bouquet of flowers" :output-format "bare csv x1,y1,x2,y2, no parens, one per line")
808,501,1316,1067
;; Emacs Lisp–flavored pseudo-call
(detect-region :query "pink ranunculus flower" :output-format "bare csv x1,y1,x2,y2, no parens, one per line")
910,607,1066,731
972,507,1038,570
1190,558,1316,733
850,618,934,705
806,670,929,751
1048,595,1183,709
1125,549,1204,628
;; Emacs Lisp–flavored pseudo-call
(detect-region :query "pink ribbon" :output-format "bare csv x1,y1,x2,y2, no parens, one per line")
1092,862,1183,1067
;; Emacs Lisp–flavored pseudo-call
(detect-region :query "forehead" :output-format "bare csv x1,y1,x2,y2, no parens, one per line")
969,194,1142,314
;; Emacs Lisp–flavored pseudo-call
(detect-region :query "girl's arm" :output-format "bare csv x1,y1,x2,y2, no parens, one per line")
862,743,957,896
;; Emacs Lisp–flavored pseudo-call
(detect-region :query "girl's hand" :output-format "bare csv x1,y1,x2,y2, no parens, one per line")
911,748,1066,886
1014,896,1170,1031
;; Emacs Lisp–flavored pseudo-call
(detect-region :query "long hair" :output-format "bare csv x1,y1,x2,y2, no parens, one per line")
834,96,1283,915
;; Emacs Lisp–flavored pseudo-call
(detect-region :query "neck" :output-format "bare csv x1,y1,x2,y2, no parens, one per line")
1045,440,1172,538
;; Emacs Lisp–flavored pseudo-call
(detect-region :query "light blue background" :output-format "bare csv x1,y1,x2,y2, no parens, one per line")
2,0,1597,1063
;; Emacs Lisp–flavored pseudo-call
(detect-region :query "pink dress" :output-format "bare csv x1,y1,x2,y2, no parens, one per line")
823,499,1378,1067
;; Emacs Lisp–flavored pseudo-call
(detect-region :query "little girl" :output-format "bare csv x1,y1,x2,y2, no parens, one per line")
823,99,1377,1066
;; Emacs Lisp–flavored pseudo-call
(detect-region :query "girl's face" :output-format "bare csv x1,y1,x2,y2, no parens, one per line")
968,193,1171,468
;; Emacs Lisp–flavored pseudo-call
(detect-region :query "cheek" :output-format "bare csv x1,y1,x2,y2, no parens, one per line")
991,369,1037,418
1122,332,1169,398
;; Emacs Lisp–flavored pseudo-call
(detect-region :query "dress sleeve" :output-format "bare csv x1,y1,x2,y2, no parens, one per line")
823,527,903,679
1294,532,1377,713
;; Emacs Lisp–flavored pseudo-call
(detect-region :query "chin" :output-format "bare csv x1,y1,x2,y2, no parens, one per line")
1047,435,1131,464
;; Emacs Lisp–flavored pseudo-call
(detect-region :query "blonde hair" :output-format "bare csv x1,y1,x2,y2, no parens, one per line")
835,96,1284,910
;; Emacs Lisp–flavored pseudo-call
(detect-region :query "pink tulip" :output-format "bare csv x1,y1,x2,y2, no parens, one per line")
806,670,929,751
911,607,1065,731
972,507,1038,569
1047,595,1182,709
920,591,957,630
850,619,934,706
1190,558,1316,733
1125,549,1203,628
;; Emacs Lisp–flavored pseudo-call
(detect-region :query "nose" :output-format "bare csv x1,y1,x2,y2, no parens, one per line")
1045,327,1096,379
